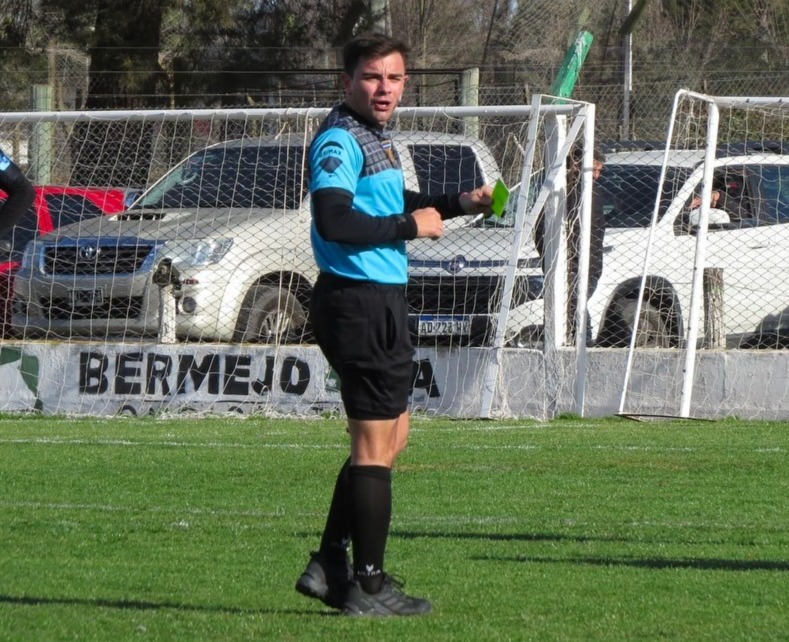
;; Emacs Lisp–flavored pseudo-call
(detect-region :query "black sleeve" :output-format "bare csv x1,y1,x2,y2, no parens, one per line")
403,190,465,220
312,188,418,243
0,154,35,236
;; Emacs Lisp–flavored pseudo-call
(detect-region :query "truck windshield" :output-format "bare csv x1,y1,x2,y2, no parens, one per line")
597,165,692,228
132,143,306,211
408,144,485,195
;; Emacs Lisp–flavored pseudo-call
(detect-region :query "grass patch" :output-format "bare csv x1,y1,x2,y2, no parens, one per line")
1,415,788,641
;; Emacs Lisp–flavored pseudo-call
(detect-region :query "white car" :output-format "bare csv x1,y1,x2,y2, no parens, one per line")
592,145,789,348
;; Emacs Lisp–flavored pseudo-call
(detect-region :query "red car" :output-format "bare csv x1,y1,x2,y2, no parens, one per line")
0,186,127,335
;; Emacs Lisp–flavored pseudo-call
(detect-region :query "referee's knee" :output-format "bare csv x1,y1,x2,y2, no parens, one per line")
392,413,410,460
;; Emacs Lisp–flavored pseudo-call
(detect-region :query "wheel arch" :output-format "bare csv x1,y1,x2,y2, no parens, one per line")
597,275,684,346
233,270,315,342
250,271,313,306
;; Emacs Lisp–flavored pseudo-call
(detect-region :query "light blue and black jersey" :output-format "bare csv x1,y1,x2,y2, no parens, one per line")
308,106,409,285
0,148,11,173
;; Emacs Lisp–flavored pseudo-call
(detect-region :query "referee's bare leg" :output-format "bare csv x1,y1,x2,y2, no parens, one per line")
349,410,409,468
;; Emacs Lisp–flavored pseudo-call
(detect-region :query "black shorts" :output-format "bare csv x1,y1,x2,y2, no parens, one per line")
311,272,414,420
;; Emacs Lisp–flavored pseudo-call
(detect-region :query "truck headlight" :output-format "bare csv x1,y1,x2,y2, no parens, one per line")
161,239,233,268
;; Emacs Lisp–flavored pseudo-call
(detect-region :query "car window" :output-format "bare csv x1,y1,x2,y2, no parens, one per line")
0,194,110,262
597,165,691,228
134,144,307,211
408,144,484,195
676,164,789,231
749,164,789,225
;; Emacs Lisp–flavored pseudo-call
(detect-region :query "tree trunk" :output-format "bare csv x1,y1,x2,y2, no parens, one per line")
72,0,167,186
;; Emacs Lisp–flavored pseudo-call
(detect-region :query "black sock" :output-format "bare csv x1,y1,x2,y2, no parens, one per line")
318,457,351,562
348,465,392,594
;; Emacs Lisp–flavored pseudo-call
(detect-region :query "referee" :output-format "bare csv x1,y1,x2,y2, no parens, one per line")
295,33,493,616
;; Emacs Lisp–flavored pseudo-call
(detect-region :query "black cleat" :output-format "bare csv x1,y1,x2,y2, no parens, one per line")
295,551,352,609
342,575,432,617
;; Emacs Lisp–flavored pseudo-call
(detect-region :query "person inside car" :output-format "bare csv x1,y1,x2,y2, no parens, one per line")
690,176,730,214
687,173,754,227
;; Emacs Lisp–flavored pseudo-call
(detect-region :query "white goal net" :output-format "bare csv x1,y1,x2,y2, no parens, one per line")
0,100,597,418
617,90,789,419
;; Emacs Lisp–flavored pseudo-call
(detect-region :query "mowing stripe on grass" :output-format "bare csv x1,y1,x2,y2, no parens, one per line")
3,437,786,456
0,499,288,518
0,437,346,449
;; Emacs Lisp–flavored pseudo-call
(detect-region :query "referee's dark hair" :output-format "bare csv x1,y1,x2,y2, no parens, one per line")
343,33,410,76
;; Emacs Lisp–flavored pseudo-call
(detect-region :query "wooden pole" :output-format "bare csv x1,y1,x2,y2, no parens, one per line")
702,267,725,349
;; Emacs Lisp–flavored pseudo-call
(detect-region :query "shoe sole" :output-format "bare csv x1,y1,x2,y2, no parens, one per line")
341,575,431,616
343,606,431,617
342,597,432,617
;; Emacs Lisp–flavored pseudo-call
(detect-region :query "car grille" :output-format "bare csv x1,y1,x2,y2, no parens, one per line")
43,243,156,276
406,275,543,315
43,296,144,320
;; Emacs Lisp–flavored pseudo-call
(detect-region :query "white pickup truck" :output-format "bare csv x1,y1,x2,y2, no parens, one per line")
12,132,504,343
591,146,789,348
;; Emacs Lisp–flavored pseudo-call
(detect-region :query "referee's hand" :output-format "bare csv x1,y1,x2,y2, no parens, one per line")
460,185,494,215
412,207,443,240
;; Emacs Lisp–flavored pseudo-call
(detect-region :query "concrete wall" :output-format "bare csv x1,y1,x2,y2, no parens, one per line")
0,343,787,419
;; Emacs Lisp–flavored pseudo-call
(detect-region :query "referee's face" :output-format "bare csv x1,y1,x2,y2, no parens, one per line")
342,52,407,128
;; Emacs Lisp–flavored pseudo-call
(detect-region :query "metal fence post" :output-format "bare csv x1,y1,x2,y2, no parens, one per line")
29,85,53,184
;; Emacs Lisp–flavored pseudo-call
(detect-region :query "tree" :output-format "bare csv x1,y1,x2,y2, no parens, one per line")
389,0,493,66
157,0,247,108
86,0,167,110
0,0,43,111
211,1,371,107
0,0,33,44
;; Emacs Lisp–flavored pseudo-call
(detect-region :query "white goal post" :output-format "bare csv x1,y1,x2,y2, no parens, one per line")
618,89,789,419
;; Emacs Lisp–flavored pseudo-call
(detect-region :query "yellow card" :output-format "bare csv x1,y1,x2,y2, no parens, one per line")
491,178,510,217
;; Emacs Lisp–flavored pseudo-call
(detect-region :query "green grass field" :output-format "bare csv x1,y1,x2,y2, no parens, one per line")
1,414,788,641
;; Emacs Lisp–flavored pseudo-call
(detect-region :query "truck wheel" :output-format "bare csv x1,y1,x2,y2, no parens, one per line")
234,285,309,344
599,296,675,348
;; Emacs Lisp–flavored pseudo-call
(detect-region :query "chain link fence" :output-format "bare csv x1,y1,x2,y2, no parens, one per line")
3,41,789,148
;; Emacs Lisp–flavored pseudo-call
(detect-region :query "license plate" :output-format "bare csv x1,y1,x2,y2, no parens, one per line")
417,315,471,336
67,288,104,306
